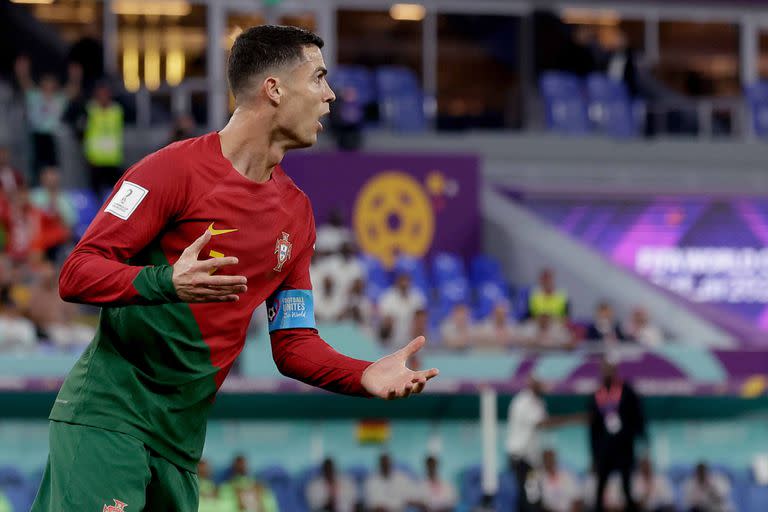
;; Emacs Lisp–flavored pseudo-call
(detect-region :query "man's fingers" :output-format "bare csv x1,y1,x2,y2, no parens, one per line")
193,285,248,296
415,368,439,381
197,274,248,287
399,336,426,358
184,229,211,258
201,256,240,270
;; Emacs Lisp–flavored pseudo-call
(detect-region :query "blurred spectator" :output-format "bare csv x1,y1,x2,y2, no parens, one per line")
528,268,569,320
219,454,279,512
601,30,641,98
316,209,352,257
378,274,426,348
67,25,105,94
306,457,357,512
0,145,24,196
583,466,625,512
632,457,674,512
330,85,365,151
25,261,95,349
342,277,372,326
518,314,572,350
0,492,10,512
30,166,76,261
682,462,733,512
0,294,36,352
440,303,476,350
412,455,457,512
474,301,517,349
4,185,52,263
623,308,663,348
167,114,198,145
315,274,347,322
363,453,416,512
198,459,222,512
589,360,646,512
84,82,124,196
586,302,626,343
410,308,430,340
14,56,81,181
507,377,548,512
538,449,581,512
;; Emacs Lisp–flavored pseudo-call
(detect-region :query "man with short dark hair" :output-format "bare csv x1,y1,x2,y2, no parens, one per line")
31,25,439,511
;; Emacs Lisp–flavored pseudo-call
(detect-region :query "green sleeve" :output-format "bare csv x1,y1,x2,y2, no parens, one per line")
132,265,180,303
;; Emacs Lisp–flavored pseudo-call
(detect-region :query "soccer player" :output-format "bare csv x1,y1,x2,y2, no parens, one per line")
31,25,439,511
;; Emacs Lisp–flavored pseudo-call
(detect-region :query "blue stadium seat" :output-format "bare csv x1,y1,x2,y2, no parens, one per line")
67,188,100,239
332,65,376,105
745,81,768,138
360,254,391,301
748,484,768,512
376,66,426,132
258,465,299,512
474,280,511,320
539,71,590,135
376,66,420,95
470,255,503,285
432,252,466,284
0,466,32,512
585,73,637,138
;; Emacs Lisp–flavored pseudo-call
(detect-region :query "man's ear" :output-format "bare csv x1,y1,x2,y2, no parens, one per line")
264,76,281,105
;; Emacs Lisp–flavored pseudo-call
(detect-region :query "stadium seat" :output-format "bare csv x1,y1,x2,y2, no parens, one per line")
331,65,376,106
0,466,32,512
432,252,466,284
469,255,503,285
360,254,391,301
68,188,101,239
539,71,590,135
745,81,768,138
375,66,426,132
585,73,637,138
258,465,299,512
375,66,421,95
474,280,511,320
748,484,768,512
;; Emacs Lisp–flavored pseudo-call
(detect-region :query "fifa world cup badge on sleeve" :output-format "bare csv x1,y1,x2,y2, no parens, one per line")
267,289,316,332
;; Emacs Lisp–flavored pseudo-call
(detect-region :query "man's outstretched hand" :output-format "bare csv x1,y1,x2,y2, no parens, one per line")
361,336,439,400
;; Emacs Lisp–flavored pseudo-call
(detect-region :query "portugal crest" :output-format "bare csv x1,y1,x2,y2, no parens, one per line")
273,232,292,272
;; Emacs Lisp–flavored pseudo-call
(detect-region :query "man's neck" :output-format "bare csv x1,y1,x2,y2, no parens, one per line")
219,106,290,184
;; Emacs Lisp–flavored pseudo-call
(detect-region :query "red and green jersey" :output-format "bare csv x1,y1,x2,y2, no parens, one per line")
51,132,371,471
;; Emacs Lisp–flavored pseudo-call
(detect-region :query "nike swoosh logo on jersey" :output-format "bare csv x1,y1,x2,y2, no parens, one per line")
207,223,238,236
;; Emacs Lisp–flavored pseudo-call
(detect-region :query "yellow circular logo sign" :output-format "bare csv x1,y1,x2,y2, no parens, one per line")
353,172,435,268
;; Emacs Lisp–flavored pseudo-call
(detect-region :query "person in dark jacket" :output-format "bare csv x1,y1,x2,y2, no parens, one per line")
589,359,646,512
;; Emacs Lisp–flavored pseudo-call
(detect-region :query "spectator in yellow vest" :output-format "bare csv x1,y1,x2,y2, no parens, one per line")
84,82,124,196
527,268,570,320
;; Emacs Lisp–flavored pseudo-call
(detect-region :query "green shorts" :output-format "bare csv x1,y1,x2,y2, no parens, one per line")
31,420,199,512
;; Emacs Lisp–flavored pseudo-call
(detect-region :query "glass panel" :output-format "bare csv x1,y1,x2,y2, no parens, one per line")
759,30,768,79
117,3,207,92
436,14,521,130
658,21,740,97
337,9,422,75
279,13,317,32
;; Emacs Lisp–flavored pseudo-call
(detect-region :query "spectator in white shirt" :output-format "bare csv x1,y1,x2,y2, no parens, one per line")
624,308,664,348
632,458,674,512
364,454,416,512
314,274,348,322
315,210,353,258
683,462,734,512
440,303,476,350
0,296,36,352
412,456,457,512
341,277,373,327
518,314,573,350
306,458,358,512
539,449,581,512
475,301,517,350
378,274,426,348
507,377,548,512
